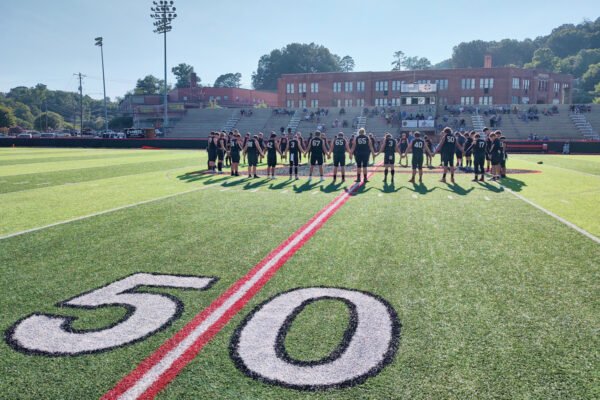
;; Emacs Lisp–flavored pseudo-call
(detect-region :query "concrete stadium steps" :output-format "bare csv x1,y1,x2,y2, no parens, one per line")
296,107,362,135
234,109,273,134
364,115,395,136
169,108,232,137
505,112,580,139
262,113,293,135
581,105,600,139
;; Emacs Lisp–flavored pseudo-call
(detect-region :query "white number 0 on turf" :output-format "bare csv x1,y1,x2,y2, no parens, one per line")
6,273,216,356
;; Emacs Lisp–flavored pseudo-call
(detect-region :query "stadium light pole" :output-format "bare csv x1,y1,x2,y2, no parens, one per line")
94,37,109,133
151,0,177,134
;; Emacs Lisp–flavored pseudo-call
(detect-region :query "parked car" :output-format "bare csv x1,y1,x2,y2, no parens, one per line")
17,133,33,138
40,133,56,138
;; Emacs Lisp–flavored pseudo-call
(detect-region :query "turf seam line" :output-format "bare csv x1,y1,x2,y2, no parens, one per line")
101,164,381,400
502,186,600,244
0,185,216,241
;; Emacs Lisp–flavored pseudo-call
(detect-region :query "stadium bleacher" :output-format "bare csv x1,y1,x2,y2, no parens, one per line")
168,103,599,141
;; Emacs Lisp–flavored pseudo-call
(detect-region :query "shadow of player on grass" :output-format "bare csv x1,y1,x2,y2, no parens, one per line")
476,181,504,193
500,176,526,192
222,177,251,188
320,181,344,193
176,171,213,184
292,180,320,193
446,182,475,196
243,179,271,190
406,182,436,195
268,179,294,191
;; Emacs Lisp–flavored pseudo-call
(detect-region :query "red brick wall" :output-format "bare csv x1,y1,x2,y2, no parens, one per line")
278,68,573,107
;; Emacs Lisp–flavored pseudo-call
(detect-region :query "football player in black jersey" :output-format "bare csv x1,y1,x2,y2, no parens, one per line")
329,132,351,183
377,133,399,183
229,132,243,176
243,134,264,178
265,132,281,179
207,131,218,173
216,132,227,174
257,132,265,164
406,131,432,184
306,131,327,182
399,133,409,167
500,136,508,178
349,128,376,183
471,133,487,182
285,132,305,180
435,127,463,183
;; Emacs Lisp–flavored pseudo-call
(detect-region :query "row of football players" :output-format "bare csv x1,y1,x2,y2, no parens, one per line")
206,127,507,183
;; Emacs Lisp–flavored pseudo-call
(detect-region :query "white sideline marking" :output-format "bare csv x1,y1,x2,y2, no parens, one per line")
484,196,491,201
378,193,383,197
219,188,230,192
281,190,288,194
0,186,210,241
503,187,600,245
412,194,418,199
250,188,259,193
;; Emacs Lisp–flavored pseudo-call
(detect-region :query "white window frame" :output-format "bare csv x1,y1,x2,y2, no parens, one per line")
310,82,319,93
356,81,365,92
344,81,353,92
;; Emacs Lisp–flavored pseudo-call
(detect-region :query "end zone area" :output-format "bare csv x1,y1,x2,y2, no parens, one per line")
1,148,598,399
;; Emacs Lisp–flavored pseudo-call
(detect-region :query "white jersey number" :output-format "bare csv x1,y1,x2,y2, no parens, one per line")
6,273,216,355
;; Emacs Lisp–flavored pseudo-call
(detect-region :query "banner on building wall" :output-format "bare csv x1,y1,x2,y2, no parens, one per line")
401,83,437,93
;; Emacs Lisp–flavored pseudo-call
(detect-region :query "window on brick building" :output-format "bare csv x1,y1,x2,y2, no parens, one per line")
344,81,353,92
511,96,520,104
287,99,294,108
460,96,474,105
298,83,306,93
310,82,319,93
479,96,493,105
299,99,306,108
356,98,365,107
311,99,318,108
480,78,494,89
345,99,353,107
375,81,389,91
392,80,401,91
523,79,530,90
435,79,448,90
512,78,520,89
356,81,365,92
333,82,341,93
286,83,294,94
461,78,475,90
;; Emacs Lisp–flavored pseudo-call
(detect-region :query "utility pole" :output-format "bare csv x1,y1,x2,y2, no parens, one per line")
95,37,109,132
74,73,86,135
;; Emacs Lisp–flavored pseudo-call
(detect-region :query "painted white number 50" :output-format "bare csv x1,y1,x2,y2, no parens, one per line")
6,273,216,356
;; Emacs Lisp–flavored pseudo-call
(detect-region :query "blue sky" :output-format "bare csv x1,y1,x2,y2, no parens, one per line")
1,0,598,100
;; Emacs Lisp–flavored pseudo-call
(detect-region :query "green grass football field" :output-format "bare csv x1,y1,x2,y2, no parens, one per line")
0,147,598,399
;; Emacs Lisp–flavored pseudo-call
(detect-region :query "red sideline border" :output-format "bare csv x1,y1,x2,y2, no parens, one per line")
102,164,381,399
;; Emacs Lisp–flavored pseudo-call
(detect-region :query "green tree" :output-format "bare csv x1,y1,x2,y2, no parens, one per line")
593,82,600,104
581,63,600,92
524,48,559,71
252,43,343,90
546,27,589,58
0,105,16,127
451,40,491,68
33,111,64,131
13,102,34,124
214,73,242,88
403,56,432,70
135,75,164,94
391,51,405,71
433,59,452,69
339,55,355,72
171,63,196,88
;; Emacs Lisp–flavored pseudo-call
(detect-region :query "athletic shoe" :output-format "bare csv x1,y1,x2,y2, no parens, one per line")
295,176,299,180
254,175,259,178
450,178,455,183
479,177,485,182
408,178,415,183
471,178,478,182
439,178,446,183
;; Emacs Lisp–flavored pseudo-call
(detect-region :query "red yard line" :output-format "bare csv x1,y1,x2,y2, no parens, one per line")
102,164,381,400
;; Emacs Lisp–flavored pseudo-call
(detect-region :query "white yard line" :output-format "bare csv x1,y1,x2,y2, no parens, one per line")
0,185,216,241
502,187,600,245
